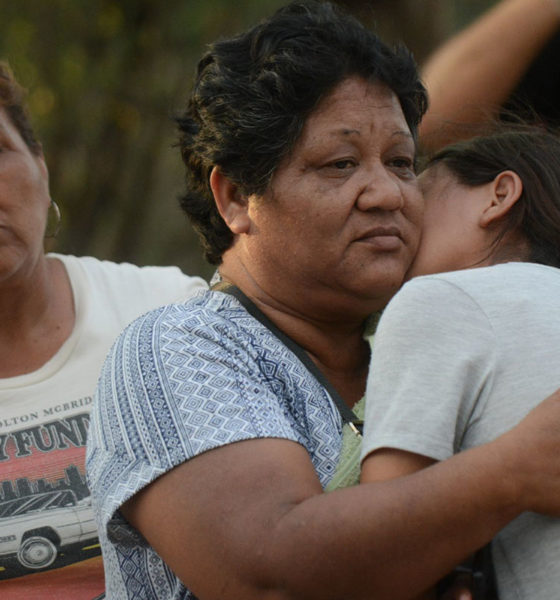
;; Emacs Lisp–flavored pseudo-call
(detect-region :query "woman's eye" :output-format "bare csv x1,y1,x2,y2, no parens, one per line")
389,157,417,176
324,159,356,172
319,158,358,178
391,157,413,169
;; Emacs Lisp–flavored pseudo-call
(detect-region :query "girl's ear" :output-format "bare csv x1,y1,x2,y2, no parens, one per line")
209,167,251,234
479,170,523,229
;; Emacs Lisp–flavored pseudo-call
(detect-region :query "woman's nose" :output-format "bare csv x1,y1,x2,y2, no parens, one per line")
356,170,403,212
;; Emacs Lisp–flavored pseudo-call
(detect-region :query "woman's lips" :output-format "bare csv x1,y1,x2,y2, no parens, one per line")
356,227,403,251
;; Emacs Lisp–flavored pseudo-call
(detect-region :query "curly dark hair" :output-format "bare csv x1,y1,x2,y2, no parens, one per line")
429,124,560,268
177,0,428,264
0,61,41,155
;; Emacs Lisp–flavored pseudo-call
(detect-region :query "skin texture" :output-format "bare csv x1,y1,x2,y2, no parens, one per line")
0,107,74,376
122,78,560,600
419,0,560,151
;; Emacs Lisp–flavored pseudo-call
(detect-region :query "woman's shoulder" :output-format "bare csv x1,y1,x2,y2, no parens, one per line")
104,291,321,404
108,291,274,365
402,263,560,305
374,271,495,342
387,271,480,314
396,265,520,306
49,252,208,311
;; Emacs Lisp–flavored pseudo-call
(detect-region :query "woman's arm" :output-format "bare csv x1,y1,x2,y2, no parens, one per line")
361,448,436,481
122,395,560,600
361,450,440,600
419,0,560,151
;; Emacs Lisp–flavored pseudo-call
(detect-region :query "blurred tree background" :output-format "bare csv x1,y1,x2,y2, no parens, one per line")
0,0,494,280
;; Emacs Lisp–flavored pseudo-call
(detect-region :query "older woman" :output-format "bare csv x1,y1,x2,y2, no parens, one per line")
87,3,560,600
0,63,206,598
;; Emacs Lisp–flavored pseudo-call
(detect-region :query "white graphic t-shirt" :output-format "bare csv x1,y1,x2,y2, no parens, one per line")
0,254,207,599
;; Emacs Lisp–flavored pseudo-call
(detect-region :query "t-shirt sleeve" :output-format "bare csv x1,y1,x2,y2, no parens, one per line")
77,254,208,313
86,302,305,545
360,276,496,464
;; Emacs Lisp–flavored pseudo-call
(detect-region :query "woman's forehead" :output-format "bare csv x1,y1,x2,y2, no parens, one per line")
310,78,407,125
296,78,411,151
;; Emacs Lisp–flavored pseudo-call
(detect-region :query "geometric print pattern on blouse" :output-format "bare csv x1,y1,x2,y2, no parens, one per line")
87,291,344,599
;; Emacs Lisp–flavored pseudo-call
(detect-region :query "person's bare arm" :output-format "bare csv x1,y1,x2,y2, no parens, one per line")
420,0,560,151
122,388,560,600
361,448,436,482
360,451,439,600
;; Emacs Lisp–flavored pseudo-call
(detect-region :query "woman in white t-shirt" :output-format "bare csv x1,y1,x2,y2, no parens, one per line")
0,61,207,599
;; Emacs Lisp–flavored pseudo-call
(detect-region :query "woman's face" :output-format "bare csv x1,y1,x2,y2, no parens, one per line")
243,77,423,317
406,163,489,279
0,107,50,283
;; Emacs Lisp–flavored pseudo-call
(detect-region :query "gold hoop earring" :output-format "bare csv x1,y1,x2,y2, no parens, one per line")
45,200,61,238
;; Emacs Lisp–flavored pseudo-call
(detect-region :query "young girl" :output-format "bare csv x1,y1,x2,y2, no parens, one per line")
361,126,560,600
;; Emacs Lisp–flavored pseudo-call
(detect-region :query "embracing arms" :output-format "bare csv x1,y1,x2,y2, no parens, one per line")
122,397,560,600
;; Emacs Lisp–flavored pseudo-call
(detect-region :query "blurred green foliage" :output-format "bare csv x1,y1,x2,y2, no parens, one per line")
0,0,493,280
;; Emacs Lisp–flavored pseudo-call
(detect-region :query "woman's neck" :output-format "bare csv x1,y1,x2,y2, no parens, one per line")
218,264,372,407
0,255,75,377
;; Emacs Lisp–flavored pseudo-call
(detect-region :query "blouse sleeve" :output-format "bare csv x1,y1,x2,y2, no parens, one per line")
86,300,305,546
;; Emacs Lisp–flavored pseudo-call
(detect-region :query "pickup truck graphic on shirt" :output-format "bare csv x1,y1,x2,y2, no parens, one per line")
0,489,97,570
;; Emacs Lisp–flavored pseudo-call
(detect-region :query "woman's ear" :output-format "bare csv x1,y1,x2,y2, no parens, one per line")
209,167,251,234
479,170,523,229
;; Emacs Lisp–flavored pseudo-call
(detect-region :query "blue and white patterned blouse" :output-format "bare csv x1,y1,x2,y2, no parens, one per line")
86,290,344,599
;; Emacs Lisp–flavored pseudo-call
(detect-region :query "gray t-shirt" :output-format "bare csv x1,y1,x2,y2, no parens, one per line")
361,262,560,600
